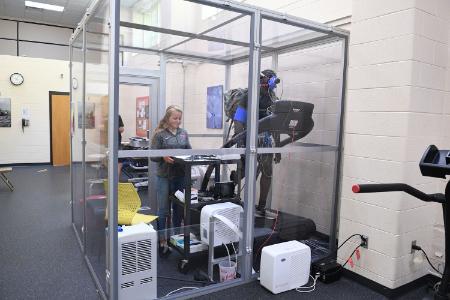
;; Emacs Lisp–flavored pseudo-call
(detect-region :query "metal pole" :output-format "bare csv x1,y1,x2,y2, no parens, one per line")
82,24,87,253
221,64,232,181
108,0,120,299
330,37,348,255
149,79,159,209
271,52,278,72
69,43,74,225
264,51,279,211
223,64,231,145
436,182,450,298
159,53,167,119
182,62,187,128
241,10,262,281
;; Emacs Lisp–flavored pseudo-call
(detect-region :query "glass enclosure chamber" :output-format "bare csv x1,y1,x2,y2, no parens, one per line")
70,0,349,299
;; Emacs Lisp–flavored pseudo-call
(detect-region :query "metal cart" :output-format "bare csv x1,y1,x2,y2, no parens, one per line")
171,155,242,273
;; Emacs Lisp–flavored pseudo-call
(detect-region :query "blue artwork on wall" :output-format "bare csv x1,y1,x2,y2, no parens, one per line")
206,85,223,129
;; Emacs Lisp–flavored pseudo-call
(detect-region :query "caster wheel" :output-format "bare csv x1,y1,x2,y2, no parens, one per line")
178,259,190,274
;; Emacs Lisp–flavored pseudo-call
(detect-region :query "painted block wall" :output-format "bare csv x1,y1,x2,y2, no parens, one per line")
338,0,450,289
0,55,69,164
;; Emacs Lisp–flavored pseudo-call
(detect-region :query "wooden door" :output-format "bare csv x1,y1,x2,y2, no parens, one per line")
51,93,70,166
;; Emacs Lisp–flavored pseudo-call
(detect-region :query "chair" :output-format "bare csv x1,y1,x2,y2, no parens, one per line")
116,182,157,225
0,167,14,191
84,183,158,236
83,183,157,260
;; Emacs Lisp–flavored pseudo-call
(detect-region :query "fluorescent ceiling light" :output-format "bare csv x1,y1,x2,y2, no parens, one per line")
25,1,64,12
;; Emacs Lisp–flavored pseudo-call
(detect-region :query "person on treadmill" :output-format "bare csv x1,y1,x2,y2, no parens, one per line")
232,69,281,217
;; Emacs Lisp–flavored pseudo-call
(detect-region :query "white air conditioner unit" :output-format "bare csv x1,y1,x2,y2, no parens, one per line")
118,223,157,300
260,240,311,294
200,202,243,247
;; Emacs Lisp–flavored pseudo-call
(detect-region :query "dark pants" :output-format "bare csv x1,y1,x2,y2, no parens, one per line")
233,121,273,211
257,153,273,211
156,176,185,239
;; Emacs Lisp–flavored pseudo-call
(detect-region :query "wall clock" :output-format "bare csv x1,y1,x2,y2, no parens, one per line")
72,77,78,90
10,73,24,86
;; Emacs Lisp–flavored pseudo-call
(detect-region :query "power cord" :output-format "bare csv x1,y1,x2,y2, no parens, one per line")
342,244,362,268
158,276,207,284
338,234,365,250
254,210,279,272
223,243,232,269
296,274,319,293
412,244,442,275
165,286,199,296
231,242,238,273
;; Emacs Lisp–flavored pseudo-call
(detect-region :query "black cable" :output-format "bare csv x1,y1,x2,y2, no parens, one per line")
421,250,441,275
338,234,364,250
157,276,212,285
412,244,442,275
342,244,361,268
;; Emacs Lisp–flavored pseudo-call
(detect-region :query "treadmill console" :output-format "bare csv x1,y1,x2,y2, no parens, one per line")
419,145,450,178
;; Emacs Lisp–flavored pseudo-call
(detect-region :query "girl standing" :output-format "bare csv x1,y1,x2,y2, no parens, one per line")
151,105,191,257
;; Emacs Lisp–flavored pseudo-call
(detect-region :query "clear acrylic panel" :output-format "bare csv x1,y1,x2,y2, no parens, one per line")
252,149,338,265
163,61,228,150
229,57,272,89
119,27,247,61
121,51,160,70
276,40,344,147
84,0,110,292
119,26,183,51
71,31,84,245
157,223,242,298
74,2,348,298
114,152,246,298
120,0,245,35
119,84,152,143
118,83,152,196
204,14,250,45
252,39,345,259
119,0,250,61
261,17,328,50
169,39,247,61
116,221,242,299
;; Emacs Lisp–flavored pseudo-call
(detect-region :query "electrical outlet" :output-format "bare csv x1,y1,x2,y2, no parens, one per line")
361,235,368,249
411,240,417,254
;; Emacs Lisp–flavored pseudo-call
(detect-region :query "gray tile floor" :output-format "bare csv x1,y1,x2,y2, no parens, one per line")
0,165,432,300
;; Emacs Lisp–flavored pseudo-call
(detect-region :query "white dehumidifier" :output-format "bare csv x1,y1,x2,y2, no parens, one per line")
200,202,243,246
260,240,311,294
118,223,157,300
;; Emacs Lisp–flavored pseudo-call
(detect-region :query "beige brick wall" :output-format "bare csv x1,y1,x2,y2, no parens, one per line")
339,0,450,289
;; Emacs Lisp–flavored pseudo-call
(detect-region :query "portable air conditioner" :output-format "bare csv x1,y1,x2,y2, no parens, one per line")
260,240,311,294
118,223,157,300
200,202,243,247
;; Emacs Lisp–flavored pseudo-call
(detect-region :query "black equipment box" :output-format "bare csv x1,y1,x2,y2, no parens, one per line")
312,259,342,284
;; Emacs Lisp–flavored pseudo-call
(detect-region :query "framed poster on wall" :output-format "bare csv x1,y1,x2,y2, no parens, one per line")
206,85,223,129
0,98,12,127
136,96,149,137
77,102,95,129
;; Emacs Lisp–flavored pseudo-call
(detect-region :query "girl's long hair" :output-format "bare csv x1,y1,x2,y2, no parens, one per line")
152,105,183,139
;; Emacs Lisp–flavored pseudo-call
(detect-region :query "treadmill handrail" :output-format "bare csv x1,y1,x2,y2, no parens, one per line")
352,183,444,203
